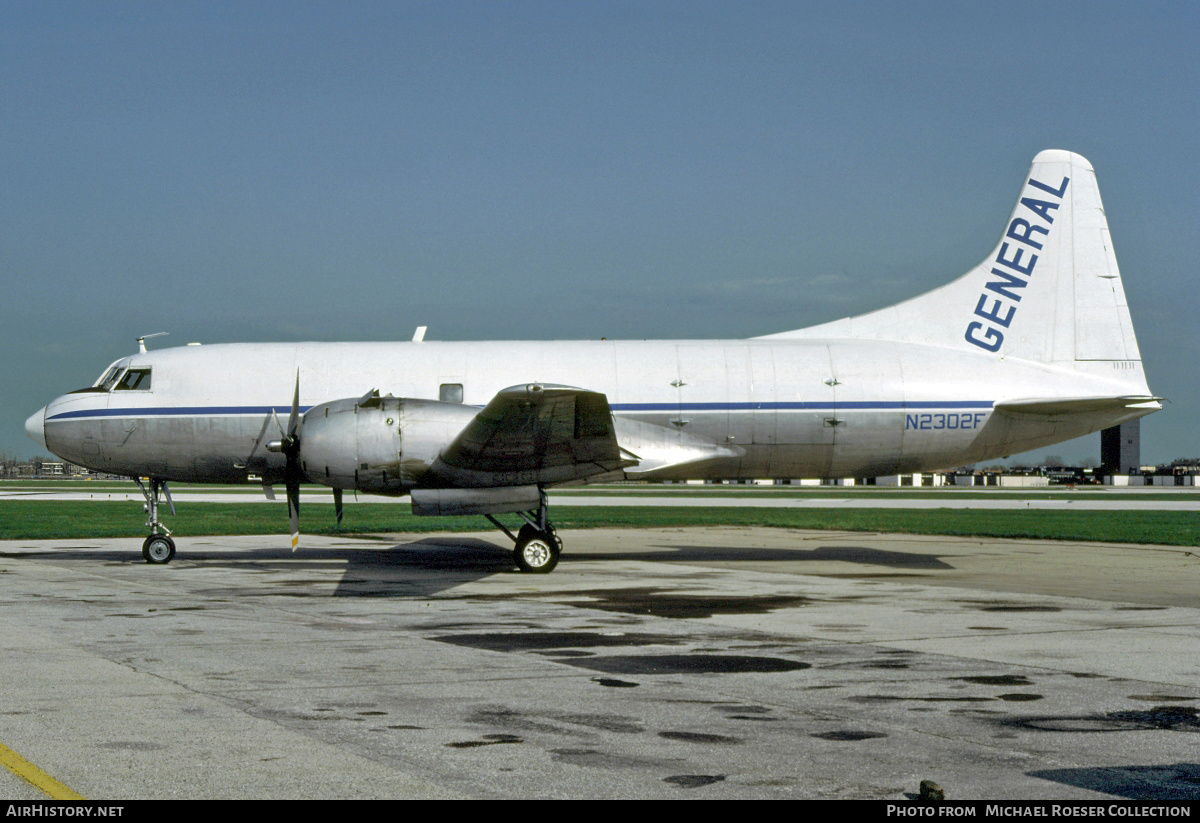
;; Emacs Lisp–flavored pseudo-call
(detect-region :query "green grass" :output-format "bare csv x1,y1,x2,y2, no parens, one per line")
0,500,1195,546
5,479,1199,500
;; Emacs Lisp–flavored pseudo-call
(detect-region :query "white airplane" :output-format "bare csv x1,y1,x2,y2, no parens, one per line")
25,150,1159,572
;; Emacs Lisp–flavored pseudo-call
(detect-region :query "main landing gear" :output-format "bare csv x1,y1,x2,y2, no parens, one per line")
135,478,176,564
484,490,562,574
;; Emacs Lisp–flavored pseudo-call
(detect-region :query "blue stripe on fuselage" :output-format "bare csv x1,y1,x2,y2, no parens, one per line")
47,401,994,421
46,405,315,421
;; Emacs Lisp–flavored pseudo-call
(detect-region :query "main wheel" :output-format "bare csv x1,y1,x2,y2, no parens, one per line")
514,531,558,574
142,534,176,564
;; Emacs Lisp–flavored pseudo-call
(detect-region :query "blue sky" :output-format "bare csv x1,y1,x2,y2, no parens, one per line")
3,1,1196,465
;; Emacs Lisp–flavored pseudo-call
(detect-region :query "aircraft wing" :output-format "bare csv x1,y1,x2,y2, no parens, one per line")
431,384,634,487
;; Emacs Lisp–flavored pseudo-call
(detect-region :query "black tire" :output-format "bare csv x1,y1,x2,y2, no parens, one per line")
514,531,559,573
142,534,175,564
518,523,561,556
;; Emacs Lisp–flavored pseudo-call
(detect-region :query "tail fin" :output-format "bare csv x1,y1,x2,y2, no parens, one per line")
762,151,1146,385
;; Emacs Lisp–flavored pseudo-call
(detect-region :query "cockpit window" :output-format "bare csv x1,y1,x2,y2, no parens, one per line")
69,361,133,394
114,368,152,391
99,366,124,391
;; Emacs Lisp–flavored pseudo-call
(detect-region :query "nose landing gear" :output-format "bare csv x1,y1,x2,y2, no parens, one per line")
135,478,176,564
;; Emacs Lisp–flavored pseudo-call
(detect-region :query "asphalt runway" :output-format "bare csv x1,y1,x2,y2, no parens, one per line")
1,526,1198,800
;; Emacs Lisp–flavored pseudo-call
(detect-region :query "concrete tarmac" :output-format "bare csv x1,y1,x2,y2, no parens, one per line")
0,527,1198,800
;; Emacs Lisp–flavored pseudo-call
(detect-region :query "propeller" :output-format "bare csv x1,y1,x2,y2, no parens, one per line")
267,370,303,550
284,371,302,550
266,371,346,543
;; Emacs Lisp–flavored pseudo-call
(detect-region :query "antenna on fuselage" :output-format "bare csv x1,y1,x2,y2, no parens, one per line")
136,332,169,353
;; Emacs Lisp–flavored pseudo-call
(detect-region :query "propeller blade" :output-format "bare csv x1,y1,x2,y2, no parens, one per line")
288,369,300,440
287,477,300,550
285,368,302,550
333,488,344,526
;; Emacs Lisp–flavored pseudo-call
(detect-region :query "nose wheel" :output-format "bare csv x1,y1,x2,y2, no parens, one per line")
142,534,176,564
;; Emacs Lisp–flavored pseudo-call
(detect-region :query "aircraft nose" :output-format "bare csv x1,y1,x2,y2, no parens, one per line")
25,407,47,451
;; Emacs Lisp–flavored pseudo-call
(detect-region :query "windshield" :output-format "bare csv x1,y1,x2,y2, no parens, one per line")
100,367,124,391
114,368,151,391
69,360,130,393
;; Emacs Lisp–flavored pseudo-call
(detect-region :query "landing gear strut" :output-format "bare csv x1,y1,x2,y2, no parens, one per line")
135,478,176,564
485,489,561,574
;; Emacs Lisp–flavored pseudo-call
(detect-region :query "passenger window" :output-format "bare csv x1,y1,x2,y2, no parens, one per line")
115,368,152,391
439,383,463,404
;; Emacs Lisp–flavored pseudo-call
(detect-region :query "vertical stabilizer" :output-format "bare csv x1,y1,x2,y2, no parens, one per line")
762,151,1146,384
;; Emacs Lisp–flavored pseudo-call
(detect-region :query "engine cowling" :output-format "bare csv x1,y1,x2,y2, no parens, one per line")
297,396,479,494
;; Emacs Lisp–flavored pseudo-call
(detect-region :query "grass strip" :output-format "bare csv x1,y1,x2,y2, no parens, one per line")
0,501,1195,546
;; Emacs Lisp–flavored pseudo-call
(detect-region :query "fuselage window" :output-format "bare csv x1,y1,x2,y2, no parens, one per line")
115,368,152,391
439,383,464,404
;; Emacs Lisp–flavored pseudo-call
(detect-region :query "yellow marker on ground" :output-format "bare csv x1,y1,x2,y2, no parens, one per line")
0,741,85,800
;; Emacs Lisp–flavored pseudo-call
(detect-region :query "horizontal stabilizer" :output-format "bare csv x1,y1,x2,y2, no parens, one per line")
994,396,1162,416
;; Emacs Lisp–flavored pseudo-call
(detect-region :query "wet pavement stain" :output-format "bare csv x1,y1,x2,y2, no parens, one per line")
433,631,684,653
716,705,780,721
811,730,887,741
538,650,596,658
566,654,810,676
1001,706,1200,734
853,695,993,704
960,675,1033,686
466,706,645,735
664,774,726,788
445,734,523,749
593,678,639,688
469,587,809,619
658,731,743,744
549,748,664,769
997,693,1044,702
1110,706,1200,730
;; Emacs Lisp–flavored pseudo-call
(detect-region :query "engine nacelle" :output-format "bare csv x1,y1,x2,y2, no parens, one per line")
298,396,479,494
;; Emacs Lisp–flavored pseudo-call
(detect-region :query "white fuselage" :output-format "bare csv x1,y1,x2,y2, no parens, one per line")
34,338,1149,487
